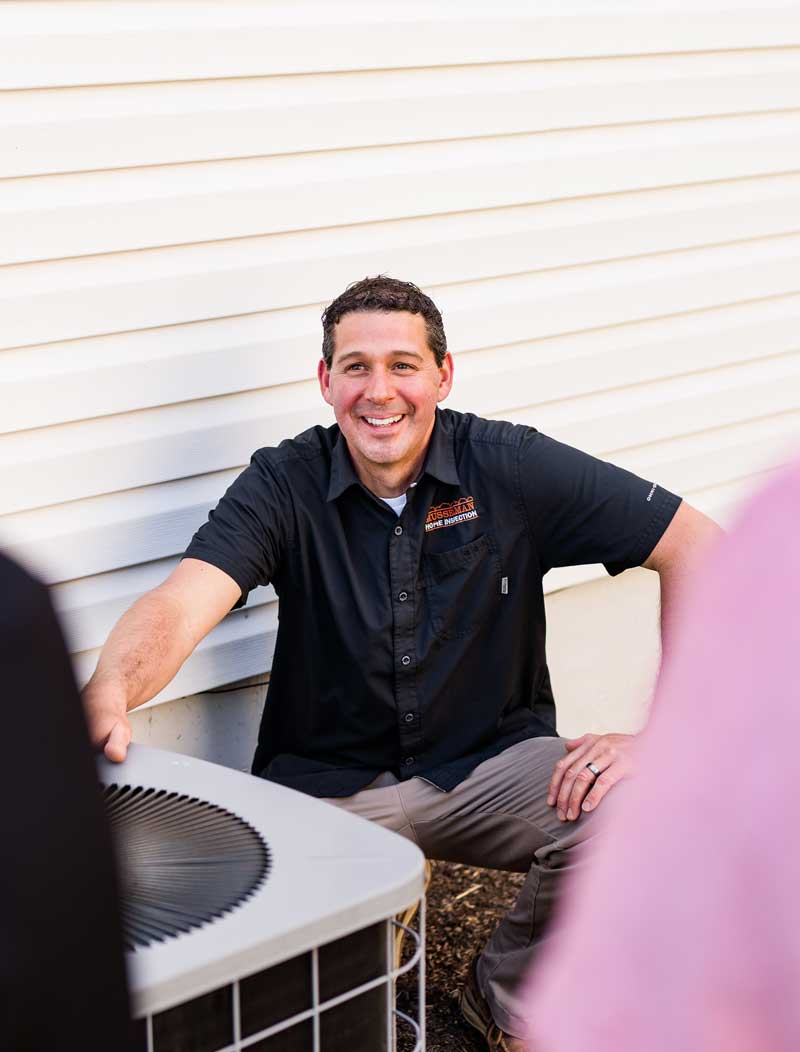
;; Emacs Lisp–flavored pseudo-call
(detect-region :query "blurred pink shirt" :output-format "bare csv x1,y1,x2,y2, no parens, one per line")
526,460,800,1052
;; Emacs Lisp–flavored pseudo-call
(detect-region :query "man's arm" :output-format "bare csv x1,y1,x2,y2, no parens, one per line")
547,501,723,821
641,499,723,653
81,558,241,763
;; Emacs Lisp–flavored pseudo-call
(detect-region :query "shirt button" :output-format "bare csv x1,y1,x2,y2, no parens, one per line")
404,757,415,767
403,712,415,723
398,591,408,602
394,525,403,536
401,655,411,666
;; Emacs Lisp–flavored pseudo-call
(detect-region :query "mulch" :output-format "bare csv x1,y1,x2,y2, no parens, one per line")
396,860,526,1051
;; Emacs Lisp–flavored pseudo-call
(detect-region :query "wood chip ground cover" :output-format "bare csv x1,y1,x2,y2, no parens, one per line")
396,860,526,1051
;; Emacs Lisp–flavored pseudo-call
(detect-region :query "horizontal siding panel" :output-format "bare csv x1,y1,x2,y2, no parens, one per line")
1,312,323,434
611,410,800,493
54,556,274,655
3,5,799,89
0,469,242,586
438,239,800,365
3,204,800,357
685,470,783,522
73,599,277,701
4,247,800,512
7,185,800,432
1,385,332,514
5,112,800,269
4,50,800,179
451,296,800,417
507,352,800,452
6,286,800,437
1,306,322,437
3,345,799,525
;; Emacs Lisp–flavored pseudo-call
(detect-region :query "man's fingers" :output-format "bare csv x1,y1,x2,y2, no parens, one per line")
103,719,130,764
566,750,614,818
547,740,588,805
563,734,591,753
558,759,600,820
581,759,623,813
548,738,596,812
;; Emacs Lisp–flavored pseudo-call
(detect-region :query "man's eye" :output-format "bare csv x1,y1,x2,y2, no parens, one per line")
345,363,365,372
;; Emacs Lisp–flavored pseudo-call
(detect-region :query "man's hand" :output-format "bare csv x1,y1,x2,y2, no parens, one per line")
547,732,636,821
78,559,241,764
82,683,132,764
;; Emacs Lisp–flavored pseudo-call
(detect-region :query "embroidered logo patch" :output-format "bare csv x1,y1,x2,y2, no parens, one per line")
425,496,478,532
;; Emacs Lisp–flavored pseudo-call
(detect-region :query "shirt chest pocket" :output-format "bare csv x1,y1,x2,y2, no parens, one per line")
420,533,502,641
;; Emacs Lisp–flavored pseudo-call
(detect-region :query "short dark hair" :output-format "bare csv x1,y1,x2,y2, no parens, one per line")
321,276,447,368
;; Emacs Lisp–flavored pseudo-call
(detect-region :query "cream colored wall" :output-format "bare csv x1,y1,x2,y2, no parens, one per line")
546,569,662,739
2,2,800,769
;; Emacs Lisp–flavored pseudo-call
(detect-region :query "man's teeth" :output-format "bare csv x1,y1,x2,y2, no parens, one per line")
365,415,402,427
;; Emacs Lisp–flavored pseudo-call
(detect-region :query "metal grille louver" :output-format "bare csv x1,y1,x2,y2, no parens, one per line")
104,783,270,950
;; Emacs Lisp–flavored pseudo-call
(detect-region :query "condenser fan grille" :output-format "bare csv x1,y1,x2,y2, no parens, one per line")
104,783,270,950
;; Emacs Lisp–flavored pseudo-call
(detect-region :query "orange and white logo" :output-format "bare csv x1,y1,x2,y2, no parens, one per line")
425,496,478,532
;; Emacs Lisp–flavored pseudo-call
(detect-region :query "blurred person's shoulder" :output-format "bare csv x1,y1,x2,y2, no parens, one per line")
0,551,50,627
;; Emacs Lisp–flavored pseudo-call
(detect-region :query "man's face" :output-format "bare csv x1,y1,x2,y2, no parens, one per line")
318,311,454,492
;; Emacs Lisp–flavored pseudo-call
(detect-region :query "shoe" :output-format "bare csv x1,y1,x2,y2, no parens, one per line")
458,958,531,1051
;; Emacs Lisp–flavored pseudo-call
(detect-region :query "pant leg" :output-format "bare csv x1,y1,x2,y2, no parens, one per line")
395,738,602,1038
320,771,419,843
322,741,603,1038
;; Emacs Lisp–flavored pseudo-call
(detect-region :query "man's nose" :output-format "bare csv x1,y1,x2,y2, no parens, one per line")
365,367,393,403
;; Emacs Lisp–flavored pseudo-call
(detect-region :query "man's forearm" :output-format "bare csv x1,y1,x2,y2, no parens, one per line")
84,588,196,713
82,558,239,762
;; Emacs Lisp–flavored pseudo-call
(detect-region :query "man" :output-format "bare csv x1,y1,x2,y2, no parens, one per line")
84,276,720,1051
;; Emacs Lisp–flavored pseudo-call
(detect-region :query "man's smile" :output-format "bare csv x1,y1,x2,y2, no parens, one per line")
361,414,406,431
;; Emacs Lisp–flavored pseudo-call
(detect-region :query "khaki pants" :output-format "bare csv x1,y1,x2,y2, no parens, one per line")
323,736,600,1037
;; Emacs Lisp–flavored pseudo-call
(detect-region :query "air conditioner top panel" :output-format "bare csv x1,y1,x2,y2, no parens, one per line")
98,744,425,1016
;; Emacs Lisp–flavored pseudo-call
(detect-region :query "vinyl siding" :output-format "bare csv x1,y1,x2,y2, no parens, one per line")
2,2,799,734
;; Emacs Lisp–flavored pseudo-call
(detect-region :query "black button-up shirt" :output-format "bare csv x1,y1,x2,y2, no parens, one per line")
185,409,681,797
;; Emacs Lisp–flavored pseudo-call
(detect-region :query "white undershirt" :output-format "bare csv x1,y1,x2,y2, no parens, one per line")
380,493,408,516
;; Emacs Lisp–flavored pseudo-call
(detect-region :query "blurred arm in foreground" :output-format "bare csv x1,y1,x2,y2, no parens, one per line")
525,460,800,1052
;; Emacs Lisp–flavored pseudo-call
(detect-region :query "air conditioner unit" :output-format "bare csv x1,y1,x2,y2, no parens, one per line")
98,744,426,1052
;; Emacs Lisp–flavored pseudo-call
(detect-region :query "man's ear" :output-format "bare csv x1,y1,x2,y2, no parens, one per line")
318,358,333,406
437,352,455,403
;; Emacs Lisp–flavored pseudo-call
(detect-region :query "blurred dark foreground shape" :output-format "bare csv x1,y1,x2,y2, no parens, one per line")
0,553,133,1051
525,458,800,1052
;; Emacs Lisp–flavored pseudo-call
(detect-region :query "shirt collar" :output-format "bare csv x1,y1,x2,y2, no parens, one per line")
326,409,460,502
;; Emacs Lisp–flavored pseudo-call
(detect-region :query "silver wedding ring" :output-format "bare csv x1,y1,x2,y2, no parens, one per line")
585,762,601,777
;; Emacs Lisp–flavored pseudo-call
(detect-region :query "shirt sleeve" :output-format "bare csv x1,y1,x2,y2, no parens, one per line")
183,448,293,606
519,430,682,576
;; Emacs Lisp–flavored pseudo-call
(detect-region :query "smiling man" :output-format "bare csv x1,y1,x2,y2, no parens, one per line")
83,276,720,1052
317,306,452,499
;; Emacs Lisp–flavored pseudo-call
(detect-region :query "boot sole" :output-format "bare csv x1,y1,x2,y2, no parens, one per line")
459,980,492,1037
